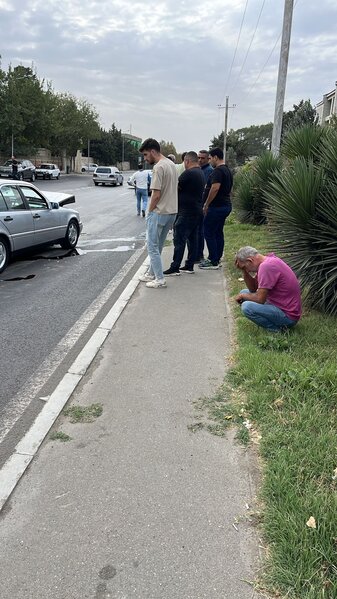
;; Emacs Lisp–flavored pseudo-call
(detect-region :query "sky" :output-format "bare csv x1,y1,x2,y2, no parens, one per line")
1,0,337,153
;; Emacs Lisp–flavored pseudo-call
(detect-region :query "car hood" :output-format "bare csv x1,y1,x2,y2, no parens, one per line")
43,191,76,207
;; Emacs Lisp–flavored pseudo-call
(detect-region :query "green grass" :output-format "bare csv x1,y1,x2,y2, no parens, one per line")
50,431,72,442
63,403,103,423
224,214,337,598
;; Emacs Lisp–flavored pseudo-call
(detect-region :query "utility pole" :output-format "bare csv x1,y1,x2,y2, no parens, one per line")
218,97,235,163
271,0,294,156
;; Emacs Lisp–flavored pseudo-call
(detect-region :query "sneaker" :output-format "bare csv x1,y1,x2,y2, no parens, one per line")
198,259,219,270
179,266,194,274
145,279,167,288
139,273,155,282
163,267,180,276
142,210,146,217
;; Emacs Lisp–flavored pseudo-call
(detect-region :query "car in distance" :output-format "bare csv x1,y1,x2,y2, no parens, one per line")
35,163,61,180
0,179,82,273
0,159,36,181
93,166,124,187
81,163,98,173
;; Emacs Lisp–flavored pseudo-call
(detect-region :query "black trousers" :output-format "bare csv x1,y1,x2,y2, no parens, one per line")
171,214,199,270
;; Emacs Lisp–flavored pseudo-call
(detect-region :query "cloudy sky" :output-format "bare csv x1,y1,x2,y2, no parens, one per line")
1,0,337,152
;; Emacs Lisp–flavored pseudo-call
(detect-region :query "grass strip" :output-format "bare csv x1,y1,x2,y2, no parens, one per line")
224,214,337,598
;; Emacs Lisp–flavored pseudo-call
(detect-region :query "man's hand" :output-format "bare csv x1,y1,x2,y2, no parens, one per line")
235,293,245,304
203,204,208,215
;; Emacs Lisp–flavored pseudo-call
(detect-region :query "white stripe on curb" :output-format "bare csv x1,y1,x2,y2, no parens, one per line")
0,258,149,511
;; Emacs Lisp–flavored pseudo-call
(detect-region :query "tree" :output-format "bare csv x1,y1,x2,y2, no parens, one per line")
159,140,178,157
281,99,318,136
210,123,273,165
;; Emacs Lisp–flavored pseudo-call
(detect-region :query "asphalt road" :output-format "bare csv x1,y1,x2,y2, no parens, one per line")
0,172,147,458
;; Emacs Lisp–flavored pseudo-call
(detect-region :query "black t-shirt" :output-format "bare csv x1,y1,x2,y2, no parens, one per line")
178,167,205,216
203,164,233,207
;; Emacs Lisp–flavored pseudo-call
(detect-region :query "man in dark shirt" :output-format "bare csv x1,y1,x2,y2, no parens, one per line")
163,151,205,276
199,147,233,270
195,150,213,262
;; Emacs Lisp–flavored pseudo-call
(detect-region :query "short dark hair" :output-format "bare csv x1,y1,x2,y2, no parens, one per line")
184,151,198,163
209,147,223,159
139,138,160,153
198,150,209,155
181,152,187,161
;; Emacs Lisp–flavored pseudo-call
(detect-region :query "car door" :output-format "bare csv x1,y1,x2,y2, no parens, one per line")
18,185,61,245
0,184,35,250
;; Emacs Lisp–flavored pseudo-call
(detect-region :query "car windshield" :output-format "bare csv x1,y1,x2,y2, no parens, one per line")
40,164,52,169
96,167,111,173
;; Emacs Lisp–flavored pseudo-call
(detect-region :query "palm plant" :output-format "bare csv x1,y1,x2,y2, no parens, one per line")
234,152,282,225
281,123,327,162
266,153,337,315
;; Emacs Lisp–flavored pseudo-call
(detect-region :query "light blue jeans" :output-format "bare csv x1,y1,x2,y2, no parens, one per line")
136,188,148,214
239,289,298,332
146,211,176,280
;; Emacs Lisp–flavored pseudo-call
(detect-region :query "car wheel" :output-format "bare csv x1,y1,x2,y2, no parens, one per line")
94,182,98,186
81,168,86,173
57,174,60,180
0,236,10,273
120,179,123,186
60,220,80,249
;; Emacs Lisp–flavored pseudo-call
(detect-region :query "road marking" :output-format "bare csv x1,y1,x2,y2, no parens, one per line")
0,254,149,511
0,247,146,445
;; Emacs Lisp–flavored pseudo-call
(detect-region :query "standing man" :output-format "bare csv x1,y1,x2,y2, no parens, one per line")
11,156,18,180
199,147,233,270
132,164,149,217
139,138,178,288
163,151,205,276
196,150,213,262
235,246,302,332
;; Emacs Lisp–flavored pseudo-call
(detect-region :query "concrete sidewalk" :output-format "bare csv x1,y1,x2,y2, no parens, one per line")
0,247,262,599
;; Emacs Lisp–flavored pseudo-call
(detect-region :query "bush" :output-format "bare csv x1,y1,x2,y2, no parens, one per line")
234,152,282,225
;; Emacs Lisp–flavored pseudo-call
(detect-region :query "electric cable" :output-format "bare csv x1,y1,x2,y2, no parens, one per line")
221,0,249,102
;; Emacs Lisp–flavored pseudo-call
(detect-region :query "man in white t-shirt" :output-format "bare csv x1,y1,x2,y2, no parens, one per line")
132,164,149,217
139,138,178,288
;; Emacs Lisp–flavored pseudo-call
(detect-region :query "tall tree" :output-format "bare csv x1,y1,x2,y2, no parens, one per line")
282,99,318,136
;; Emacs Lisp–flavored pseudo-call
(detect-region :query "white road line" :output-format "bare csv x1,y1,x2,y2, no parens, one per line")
0,247,145,444
0,256,149,511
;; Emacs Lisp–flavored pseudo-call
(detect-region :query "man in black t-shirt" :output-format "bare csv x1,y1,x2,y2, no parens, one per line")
199,147,233,270
163,151,205,275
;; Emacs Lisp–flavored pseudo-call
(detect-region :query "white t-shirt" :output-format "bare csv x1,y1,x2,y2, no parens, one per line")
133,170,149,189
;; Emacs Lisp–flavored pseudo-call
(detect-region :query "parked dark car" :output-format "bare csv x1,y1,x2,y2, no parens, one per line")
0,159,36,181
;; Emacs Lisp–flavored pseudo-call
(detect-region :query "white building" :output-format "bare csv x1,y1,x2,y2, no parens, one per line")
316,82,337,125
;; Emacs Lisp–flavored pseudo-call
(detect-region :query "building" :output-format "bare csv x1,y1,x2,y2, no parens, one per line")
316,82,337,125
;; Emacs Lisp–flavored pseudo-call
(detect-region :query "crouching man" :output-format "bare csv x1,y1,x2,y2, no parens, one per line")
235,246,302,333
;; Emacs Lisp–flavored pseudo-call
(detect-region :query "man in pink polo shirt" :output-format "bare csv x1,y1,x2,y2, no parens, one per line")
234,246,302,332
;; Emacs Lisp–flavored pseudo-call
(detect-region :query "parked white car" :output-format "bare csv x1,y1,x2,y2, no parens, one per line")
35,163,60,180
81,163,98,173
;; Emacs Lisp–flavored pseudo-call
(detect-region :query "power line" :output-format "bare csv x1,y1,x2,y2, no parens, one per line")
221,0,249,101
229,0,266,95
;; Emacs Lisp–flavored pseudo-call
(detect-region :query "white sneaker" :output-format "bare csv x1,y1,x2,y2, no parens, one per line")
139,273,155,282
145,279,167,288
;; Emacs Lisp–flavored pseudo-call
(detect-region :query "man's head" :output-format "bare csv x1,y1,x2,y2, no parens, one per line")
198,150,209,168
184,151,199,169
138,163,144,170
235,246,260,272
139,138,161,165
209,147,224,167
167,154,176,163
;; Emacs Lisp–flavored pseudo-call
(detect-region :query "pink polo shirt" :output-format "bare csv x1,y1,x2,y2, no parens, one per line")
257,254,302,321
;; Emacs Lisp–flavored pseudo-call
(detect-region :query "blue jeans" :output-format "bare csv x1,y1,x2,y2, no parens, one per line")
239,289,299,332
146,211,176,280
204,204,232,264
171,214,199,270
136,188,148,214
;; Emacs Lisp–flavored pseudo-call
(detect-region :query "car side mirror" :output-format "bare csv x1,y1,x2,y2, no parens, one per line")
50,202,59,209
